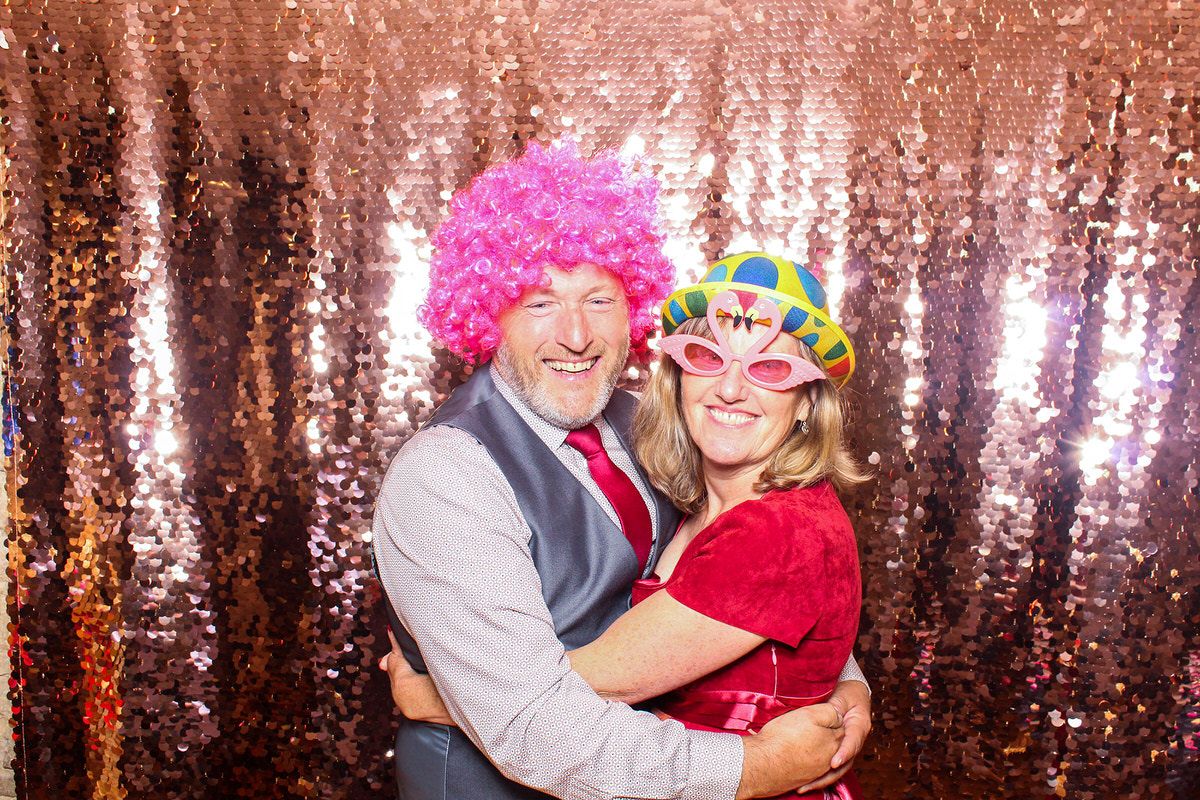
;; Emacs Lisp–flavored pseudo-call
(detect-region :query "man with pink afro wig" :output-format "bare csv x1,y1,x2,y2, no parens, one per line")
419,138,674,363
372,139,866,800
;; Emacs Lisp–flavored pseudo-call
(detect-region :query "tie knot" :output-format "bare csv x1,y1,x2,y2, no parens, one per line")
565,423,605,459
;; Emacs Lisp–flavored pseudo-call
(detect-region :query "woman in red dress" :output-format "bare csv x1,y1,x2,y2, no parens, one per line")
568,252,867,799
388,252,868,798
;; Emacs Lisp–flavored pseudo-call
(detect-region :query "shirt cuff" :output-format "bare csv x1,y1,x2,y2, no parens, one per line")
838,656,870,694
677,728,743,800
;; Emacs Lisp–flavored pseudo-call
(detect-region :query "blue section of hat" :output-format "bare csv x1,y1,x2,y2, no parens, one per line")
728,256,780,289
794,263,827,308
667,298,686,324
782,306,810,332
705,262,729,283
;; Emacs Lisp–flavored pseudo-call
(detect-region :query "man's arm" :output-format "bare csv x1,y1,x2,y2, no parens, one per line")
381,617,846,799
383,614,868,792
373,427,743,799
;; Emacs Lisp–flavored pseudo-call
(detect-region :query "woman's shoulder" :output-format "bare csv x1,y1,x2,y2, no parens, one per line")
679,484,855,593
710,482,853,546
752,480,846,516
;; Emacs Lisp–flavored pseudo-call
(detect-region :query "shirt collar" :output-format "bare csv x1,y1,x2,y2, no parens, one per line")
489,362,603,449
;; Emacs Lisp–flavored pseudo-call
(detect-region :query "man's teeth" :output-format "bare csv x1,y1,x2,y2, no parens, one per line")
546,359,597,374
709,408,754,425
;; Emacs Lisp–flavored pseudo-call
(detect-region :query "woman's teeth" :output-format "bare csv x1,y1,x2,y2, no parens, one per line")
708,408,754,425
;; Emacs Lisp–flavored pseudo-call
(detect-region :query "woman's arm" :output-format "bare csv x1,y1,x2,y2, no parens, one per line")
385,590,763,721
567,587,765,704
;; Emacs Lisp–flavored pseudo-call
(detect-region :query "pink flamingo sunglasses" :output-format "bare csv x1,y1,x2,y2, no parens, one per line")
658,290,827,391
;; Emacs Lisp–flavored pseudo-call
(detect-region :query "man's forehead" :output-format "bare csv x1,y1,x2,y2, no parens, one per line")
519,263,624,298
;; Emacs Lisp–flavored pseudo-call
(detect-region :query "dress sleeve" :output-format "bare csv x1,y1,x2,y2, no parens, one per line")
665,494,826,648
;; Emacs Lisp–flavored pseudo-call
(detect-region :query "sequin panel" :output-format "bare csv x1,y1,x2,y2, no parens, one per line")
2,1,1197,798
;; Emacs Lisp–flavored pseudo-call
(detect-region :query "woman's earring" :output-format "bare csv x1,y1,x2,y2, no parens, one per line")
797,418,809,435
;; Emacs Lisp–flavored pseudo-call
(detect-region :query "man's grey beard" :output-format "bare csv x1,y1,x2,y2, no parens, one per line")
494,342,628,430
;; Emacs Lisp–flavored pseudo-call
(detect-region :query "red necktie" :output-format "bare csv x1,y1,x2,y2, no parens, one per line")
565,424,653,570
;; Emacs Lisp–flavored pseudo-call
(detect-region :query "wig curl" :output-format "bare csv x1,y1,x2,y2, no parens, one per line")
419,138,675,362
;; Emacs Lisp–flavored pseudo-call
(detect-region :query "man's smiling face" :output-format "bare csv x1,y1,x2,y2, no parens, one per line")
494,263,631,430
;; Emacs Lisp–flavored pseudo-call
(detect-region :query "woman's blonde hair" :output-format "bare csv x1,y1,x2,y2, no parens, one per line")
633,316,868,514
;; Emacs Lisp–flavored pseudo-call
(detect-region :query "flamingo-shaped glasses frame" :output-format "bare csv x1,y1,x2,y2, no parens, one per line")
659,290,827,391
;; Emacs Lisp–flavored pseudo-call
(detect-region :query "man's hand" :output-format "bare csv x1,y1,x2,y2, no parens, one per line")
797,679,872,793
378,630,457,726
735,703,844,799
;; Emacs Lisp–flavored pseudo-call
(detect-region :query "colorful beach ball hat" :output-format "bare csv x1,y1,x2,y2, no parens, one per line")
661,252,855,386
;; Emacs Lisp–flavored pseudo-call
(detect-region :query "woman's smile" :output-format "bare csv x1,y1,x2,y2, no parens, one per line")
705,406,758,427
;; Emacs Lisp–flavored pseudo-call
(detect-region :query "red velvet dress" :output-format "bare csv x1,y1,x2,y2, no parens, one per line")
632,482,863,800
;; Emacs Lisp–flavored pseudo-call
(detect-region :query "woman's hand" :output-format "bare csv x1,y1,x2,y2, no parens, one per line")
379,630,457,726
828,678,871,769
796,679,872,793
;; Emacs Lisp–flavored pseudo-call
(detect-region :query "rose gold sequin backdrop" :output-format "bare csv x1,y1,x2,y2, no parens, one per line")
1,0,1198,798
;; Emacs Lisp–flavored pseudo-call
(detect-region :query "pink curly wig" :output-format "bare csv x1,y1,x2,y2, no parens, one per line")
420,138,676,363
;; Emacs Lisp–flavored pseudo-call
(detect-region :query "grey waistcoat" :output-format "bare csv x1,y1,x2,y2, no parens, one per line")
378,367,681,800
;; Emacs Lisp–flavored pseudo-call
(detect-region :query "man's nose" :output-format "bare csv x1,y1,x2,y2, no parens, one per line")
555,305,593,352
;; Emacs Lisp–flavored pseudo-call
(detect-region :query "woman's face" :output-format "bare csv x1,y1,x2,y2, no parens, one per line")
679,322,811,480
